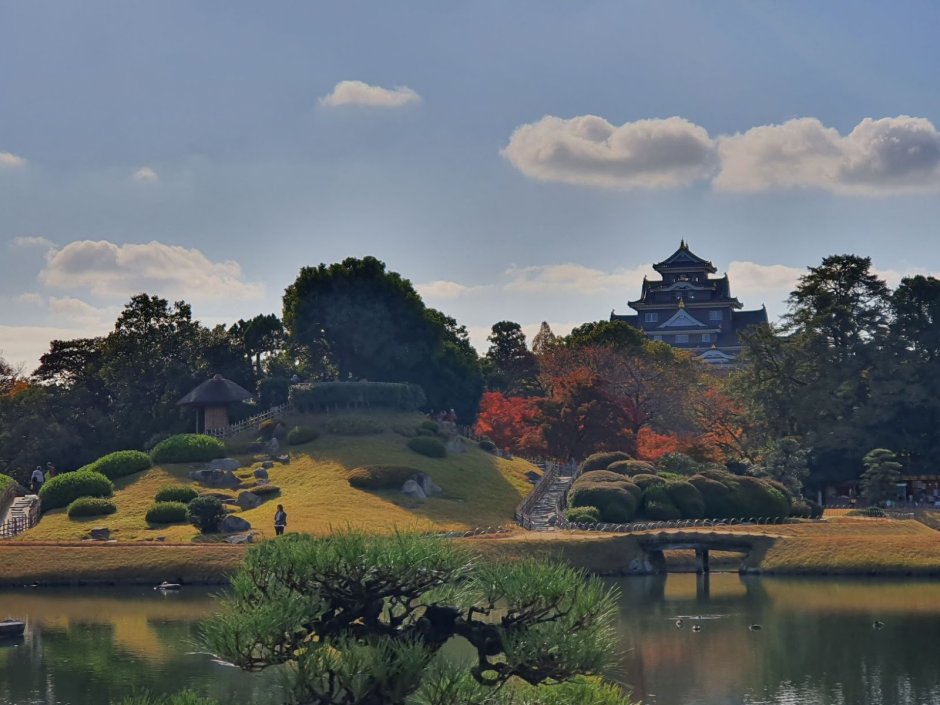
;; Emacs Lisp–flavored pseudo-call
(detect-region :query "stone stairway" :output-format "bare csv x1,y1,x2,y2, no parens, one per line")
0,495,40,539
526,473,574,531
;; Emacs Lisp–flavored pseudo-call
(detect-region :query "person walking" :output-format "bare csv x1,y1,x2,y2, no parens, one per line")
274,504,287,536
46,462,57,479
30,466,45,494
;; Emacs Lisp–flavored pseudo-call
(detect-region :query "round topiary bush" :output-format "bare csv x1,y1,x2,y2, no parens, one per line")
154,485,199,504
146,501,189,524
607,460,656,477
665,480,705,518
568,483,638,523
478,439,497,453
348,465,419,490
655,452,702,476
392,424,417,438
407,436,447,458
79,450,152,480
419,420,440,433
39,471,114,511
150,434,226,464
579,451,633,475
565,506,600,524
729,476,790,518
287,426,319,446
630,473,666,490
326,416,384,436
251,484,281,497
67,497,117,519
688,474,735,518
187,495,225,533
574,470,631,486
641,485,683,521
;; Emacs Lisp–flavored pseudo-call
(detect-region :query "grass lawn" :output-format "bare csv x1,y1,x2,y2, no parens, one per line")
19,410,537,543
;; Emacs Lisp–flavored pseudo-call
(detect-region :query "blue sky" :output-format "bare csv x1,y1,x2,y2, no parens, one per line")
2,1,940,369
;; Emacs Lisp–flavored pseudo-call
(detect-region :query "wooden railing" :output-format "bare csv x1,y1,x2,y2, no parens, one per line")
514,461,561,530
203,403,290,440
0,495,40,540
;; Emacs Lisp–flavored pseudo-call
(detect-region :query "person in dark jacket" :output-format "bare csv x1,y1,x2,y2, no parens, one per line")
274,504,287,536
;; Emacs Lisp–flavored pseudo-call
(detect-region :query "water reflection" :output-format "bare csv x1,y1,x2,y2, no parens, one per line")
612,573,940,705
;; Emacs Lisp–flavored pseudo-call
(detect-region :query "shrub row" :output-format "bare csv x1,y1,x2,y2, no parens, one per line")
251,484,281,497
287,426,319,445
146,501,189,524
326,416,384,436
348,465,419,490
150,434,226,464
78,450,152,480
67,497,117,518
407,436,446,458
40,471,114,510
291,382,426,413
155,485,199,503
578,451,634,475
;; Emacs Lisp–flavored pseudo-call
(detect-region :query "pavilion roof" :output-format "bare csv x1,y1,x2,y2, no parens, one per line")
177,374,254,407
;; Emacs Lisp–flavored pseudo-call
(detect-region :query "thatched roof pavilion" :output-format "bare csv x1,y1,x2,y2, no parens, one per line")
178,374,253,432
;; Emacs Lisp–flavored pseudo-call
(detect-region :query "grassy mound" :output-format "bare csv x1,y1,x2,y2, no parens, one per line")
150,434,226,464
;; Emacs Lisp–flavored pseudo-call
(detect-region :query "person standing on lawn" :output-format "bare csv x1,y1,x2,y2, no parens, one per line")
274,504,287,536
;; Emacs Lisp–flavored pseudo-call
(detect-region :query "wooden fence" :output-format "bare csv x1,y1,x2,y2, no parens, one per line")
203,403,290,440
0,495,40,540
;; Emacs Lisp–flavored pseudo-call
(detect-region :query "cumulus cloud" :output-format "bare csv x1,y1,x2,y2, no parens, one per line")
501,115,718,189
716,116,940,195
504,114,940,195
319,80,421,108
503,263,650,295
39,240,264,302
132,166,159,184
15,292,44,306
0,151,27,168
48,296,115,326
0,324,112,373
12,236,54,249
416,280,477,300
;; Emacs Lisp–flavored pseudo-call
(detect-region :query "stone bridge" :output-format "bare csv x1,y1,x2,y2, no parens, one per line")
635,530,774,573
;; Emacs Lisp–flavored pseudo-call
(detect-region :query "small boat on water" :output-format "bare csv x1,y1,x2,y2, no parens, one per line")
0,620,26,639
155,581,182,591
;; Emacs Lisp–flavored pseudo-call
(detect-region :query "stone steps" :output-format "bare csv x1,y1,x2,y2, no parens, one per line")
527,475,574,531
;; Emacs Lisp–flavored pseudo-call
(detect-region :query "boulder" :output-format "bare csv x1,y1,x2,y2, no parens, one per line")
445,436,466,455
189,468,241,488
253,467,269,480
411,472,442,497
209,457,241,472
219,515,252,533
261,461,275,469
275,454,291,465
400,479,427,500
88,527,110,541
224,532,255,544
237,491,262,510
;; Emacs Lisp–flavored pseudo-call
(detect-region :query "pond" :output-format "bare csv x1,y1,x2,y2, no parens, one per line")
2,575,939,705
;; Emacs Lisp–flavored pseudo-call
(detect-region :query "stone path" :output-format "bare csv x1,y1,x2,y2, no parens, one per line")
0,495,40,539
526,471,575,531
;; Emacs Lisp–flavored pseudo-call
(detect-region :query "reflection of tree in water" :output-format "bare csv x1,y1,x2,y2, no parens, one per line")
609,574,940,705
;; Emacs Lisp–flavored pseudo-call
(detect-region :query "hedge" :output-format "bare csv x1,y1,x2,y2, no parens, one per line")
565,506,600,524
729,476,790,518
688,474,736,517
39,471,114,510
419,420,440,433
154,485,199,504
251,484,281,497
574,470,632,487
348,465,419,490
568,483,638,523
290,381,426,413
665,480,706,518
67,497,117,518
407,436,447,458
326,416,384,436
630,473,666,490
607,460,656,477
146,501,189,524
150,435,226,464
187,495,225,533
654,452,702,476
478,439,497,453
79,450,152,480
579,451,633,475
287,426,319,446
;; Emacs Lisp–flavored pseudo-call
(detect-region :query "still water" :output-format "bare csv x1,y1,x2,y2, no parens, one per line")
2,575,940,705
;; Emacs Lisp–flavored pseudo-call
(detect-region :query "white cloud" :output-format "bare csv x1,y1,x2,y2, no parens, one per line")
0,151,27,168
12,236,54,249
15,292,44,306
48,296,115,326
416,280,477,300
39,240,264,302
716,116,940,195
132,166,159,184
501,115,717,189
319,80,421,108
503,263,651,295
0,324,110,373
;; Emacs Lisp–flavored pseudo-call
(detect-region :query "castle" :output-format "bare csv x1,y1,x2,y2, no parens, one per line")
610,242,768,365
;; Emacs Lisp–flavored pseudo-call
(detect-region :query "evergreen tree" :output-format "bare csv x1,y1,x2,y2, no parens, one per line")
860,448,902,506
531,321,557,355
759,437,810,497
483,321,538,394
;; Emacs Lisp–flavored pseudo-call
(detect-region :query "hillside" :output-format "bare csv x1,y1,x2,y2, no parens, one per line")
20,410,539,542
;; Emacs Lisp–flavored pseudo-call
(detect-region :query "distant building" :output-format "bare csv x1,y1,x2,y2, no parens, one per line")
610,241,769,365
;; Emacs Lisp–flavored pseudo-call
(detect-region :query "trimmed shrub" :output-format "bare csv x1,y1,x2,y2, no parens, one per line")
655,452,702,476
565,506,600,524
575,470,626,485
607,460,656,477
150,435,226,464
187,495,225,533
728,476,790,518
407,436,447,458
348,465,419,490
39,471,114,510
251,484,281,497
326,416,384,436
665,480,705,518
393,425,417,438
688,474,735,518
641,485,682,521
415,427,437,437
154,485,199,504
67,497,117,518
579,451,633,475
419,420,440,433
79,450,152,480
478,439,497,453
291,381,426,413
631,473,666,490
568,483,638,523
790,499,823,518
287,426,319,446
146,501,189,524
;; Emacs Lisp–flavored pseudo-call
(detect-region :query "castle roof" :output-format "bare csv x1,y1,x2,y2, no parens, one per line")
653,240,717,274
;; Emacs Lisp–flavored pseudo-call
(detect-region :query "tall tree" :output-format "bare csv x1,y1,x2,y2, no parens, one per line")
531,321,557,354
483,321,538,394
230,313,286,376
860,448,902,506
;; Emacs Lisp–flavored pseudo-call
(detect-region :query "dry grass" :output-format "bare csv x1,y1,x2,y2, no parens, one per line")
19,410,537,542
